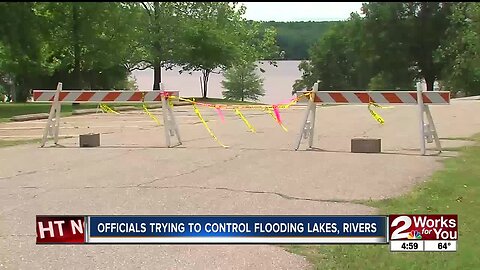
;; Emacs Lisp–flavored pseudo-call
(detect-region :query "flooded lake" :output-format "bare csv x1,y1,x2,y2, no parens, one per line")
131,60,303,104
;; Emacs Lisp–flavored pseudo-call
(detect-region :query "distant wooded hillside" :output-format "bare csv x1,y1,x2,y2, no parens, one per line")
261,21,338,60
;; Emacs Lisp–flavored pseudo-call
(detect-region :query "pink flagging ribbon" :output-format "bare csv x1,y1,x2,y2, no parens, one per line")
215,105,225,122
276,96,297,106
272,105,282,124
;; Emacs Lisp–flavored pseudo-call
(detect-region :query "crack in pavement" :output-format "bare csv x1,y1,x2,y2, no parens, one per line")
0,170,38,180
3,152,361,206
0,153,244,215
4,180,360,206
0,148,142,182
137,153,242,186
0,148,159,215
18,184,359,205
135,185,360,204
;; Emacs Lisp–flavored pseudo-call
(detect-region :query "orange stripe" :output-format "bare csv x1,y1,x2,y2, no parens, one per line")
33,91,42,101
167,91,179,97
153,92,162,101
76,92,95,102
409,93,417,102
50,92,69,101
441,92,450,103
102,92,121,102
422,93,432,103
163,92,173,99
128,92,144,101
329,93,348,103
59,92,69,101
382,93,402,103
355,93,370,103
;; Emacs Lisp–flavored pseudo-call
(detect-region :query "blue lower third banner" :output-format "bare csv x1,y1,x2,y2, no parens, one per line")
86,215,387,244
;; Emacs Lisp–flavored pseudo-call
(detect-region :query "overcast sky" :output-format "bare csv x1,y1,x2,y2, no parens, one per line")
241,2,364,22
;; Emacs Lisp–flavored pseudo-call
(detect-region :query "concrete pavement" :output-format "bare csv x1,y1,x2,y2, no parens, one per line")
0,99,479,269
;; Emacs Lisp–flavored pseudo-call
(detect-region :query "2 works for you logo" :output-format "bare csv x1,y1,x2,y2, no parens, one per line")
389,215,458,241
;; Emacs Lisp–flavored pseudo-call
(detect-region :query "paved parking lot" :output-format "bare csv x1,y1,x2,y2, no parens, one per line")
1,99,479,269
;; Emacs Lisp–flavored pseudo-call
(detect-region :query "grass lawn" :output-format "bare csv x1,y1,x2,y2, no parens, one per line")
0,136,75,148
0,103,99,122
288,134,480,269
0,98,263,122
0,138,43,148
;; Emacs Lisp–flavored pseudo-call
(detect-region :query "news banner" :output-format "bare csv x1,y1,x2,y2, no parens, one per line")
36,215,457,252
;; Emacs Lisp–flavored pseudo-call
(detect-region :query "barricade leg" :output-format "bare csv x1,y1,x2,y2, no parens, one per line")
294,82,319,151
53,90,62,144
160,94,172,147
160,83,182,148
416,82,442,155
416,82,427,155
167,104,182,145
308,103,317,148
41,82,62,147
424,105,442,153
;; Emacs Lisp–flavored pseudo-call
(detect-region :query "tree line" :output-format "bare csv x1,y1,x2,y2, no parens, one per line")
261,21,335,60
294,2,480,96
2,2,479,103
0,2,280,102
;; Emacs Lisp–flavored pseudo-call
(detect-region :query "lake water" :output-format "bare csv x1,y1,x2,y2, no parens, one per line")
131,60,303,105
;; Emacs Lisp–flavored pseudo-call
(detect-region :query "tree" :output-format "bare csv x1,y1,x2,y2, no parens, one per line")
293,60,315,91
0,2,51,101
362,2,454,91
175,2,240,98
221,62,264,102
294,14,376,91
0,3,285,101
134,2,186,90
368,72,396,90
0,3,146,101
295,3,454,93
35,2,139,90
261,21,336,60
176,2,280,98
439,2,480,96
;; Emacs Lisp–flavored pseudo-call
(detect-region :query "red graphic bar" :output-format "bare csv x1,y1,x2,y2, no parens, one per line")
36,216,86,244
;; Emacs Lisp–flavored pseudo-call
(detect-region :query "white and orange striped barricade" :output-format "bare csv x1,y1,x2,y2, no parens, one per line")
32,82,182,148
294,81,451,155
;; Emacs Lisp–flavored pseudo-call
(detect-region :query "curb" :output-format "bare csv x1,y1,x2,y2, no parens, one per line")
11,113,50,122
9,102,192,122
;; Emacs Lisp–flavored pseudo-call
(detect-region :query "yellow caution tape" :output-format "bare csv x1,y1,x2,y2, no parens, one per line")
234,108,256,133
265,107,288,132
99,104,108,113
165,94,308,138
177,96,195,104
277,94,305,109
142,103,162,126
369,102,394,109
140,92,161,126
368,106,385,124
368,102,393,125
193,103,228,148
99,103,120,114
171,95,307,111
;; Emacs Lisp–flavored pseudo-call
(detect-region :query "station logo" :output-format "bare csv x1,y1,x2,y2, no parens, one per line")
389,215,457,241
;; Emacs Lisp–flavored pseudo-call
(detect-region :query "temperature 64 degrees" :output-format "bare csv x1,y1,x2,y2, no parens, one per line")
439,242,450,249
424,241,457,252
